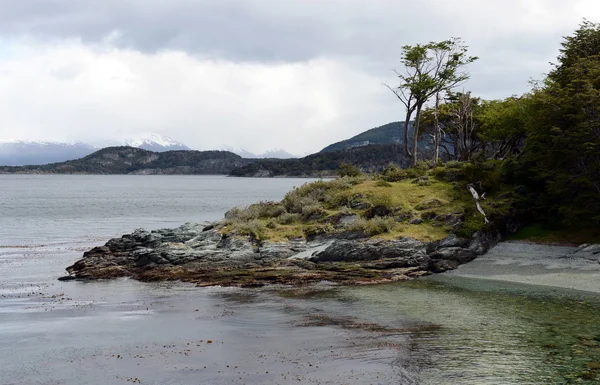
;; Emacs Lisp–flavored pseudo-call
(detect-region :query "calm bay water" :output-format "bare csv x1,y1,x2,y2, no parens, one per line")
1,175,599,384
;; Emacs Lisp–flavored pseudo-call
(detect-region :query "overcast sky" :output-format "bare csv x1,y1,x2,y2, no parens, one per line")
0,0,597,154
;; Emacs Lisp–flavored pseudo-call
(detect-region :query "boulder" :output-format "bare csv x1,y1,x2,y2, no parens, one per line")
438,234,470,248
311,238,428,265
409,217,424,225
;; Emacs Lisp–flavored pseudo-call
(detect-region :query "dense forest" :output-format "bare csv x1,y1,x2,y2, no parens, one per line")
385,21,600,230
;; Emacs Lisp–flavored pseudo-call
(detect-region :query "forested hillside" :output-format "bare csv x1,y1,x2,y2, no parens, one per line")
0,147,250,175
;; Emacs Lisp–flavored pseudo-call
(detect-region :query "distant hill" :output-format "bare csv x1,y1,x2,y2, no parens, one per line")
0,133,193,166
228,121,437,177
229,144,414,177
0,141,97,166
0,146,250,175
321,122,411,153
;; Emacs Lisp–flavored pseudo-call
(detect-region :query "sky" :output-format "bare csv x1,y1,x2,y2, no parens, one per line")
0,0,598,155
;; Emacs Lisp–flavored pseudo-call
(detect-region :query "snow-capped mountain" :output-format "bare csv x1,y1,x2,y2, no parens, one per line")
223,147,297,159
124,133,190,152
0,140,97,166
0,133,192,166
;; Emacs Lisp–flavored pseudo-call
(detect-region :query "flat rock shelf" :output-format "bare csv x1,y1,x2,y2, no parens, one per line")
62,222,500,287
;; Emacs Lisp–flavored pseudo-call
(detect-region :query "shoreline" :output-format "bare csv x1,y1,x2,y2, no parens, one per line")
445,242,600,294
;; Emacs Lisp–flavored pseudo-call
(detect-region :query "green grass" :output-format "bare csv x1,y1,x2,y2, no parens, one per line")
219,172,488,243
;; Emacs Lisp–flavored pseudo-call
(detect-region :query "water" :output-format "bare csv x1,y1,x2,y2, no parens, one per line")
1,175,599,384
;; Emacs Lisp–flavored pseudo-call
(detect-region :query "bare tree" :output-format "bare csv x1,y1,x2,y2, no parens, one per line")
452,92,483,161
383,76,416,158
386,38,477,166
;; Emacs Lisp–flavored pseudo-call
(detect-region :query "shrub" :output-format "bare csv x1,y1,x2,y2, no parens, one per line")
414,160,431,171
348,216,398,236
365,216,398,236
237,220,267,241
224,207,245,221
283,194,320,214
366,191,394,209
251,202,286,218
404,167,426,178
381,165,408,182
323,189,355,209
337,162,362,177
430,160,502,190
224,201,286,221
445,160,463,169
276,212,301,225
340,175,368,185
303,224,335,238
283,179,354,212
301,204,327,221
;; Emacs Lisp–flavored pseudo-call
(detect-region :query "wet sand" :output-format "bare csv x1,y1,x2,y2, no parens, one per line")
445,242,600,293
0,243,408,385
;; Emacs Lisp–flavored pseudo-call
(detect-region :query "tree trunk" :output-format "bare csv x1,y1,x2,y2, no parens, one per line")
431,92,440,166
403,110,413,158
411,104,423,166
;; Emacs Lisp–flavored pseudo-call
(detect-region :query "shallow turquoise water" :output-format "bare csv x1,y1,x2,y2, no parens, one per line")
283,276,600,384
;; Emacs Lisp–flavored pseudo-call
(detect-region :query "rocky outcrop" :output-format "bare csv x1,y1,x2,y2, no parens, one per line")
62,222,502,287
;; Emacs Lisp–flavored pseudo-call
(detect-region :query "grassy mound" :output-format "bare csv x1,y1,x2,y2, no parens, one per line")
220,162,516,243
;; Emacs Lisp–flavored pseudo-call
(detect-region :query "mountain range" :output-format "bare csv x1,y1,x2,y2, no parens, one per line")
0,133,191,166
0,133,302,166
0,122,416,175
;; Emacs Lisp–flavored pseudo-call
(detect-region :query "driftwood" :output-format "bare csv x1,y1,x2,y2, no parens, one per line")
467,184,489,224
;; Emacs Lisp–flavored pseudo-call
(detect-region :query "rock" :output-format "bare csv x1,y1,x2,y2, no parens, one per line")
572,244,600,262
311,238,428,265
468,231,501,255
261,240,309,261
438,234,469,248
429,247,477,264
576,244,600,255
365,205,393,219
409,217,423,225
349,194,371,210
57,275,77,281
288,241,334,260
338,214,359,227
312,231,368,241
394,211,413,222
421,211,438,220
62,220,498,287
323,213,359,228
430,260,459,273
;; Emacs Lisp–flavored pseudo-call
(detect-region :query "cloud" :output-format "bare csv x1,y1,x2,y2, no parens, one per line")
0,38,398,154
0,0,597,153
0,0,592,65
